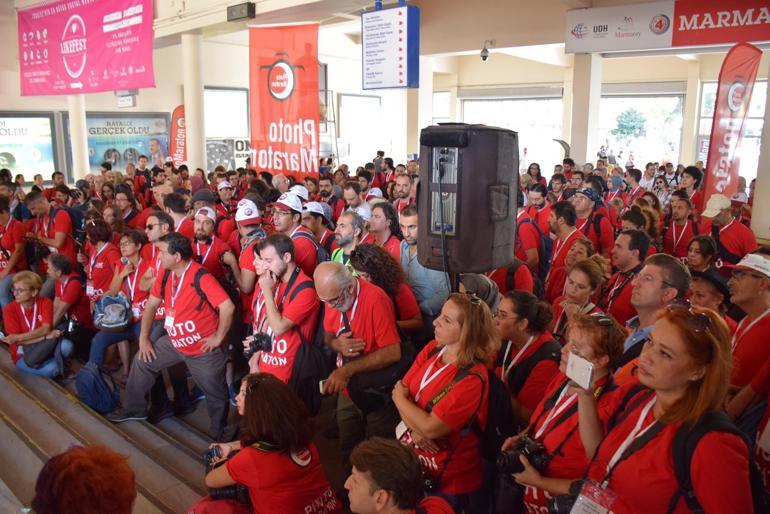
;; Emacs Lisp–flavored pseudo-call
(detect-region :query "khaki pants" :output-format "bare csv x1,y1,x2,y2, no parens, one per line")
336,393,399,476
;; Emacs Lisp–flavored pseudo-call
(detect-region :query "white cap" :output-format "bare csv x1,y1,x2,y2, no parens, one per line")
289,184,309,201
702,194,732,218
367,187,383,199
303,201,332,224
733,254,770,279
625,160,634,168
217,181,234,190
353,204,372,222
235,199,261,225
269,192,303,213
731,192,748,204
194,207,217,222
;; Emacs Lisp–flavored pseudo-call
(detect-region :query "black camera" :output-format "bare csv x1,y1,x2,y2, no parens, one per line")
243,332,273,359
548,480,585,514
497,437,551,475
204,447,252,507
423,475,437,494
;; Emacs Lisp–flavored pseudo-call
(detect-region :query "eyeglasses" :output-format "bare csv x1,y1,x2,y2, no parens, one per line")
321,287,349,308
12,288,31,294
667,303,713,334
145,223,167,231
119,241,135,247
272,209,292,217
732,269,766,281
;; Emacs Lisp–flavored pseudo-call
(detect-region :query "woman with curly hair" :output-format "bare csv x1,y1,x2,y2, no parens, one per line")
349,243,423,335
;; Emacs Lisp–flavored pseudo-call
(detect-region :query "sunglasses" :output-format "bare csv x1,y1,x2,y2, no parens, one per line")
667,303,712,334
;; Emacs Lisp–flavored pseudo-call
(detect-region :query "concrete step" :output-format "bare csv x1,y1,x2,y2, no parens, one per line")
0,478,24,513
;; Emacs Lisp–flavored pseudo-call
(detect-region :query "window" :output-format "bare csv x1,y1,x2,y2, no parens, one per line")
204,87,249,139
339,94,383,166
432,91,451,125
462,97,563,177
698,81,766,183
0,113,58,181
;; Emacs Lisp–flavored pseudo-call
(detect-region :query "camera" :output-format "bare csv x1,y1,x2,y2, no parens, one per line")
243,332,273,359
423,475,437,494
204,447,252,506
480,47,489,62
496,437,551,475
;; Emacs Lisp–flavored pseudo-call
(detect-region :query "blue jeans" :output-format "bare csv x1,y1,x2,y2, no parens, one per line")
0,273,15,308
89,324,140,366
15,339,73,378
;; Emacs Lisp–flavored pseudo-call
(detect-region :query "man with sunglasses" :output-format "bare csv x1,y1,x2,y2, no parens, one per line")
314,261,402,475
269,192,319,278
614,254,691,383
727,253,770,388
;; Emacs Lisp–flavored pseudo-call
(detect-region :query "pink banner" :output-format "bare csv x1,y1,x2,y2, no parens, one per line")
17,0,155,96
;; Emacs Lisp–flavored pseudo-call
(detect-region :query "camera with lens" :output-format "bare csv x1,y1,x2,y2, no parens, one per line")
203,447,252,506
243,332,273,359
423,475,437,494
496,437,551,475
548,479,585,514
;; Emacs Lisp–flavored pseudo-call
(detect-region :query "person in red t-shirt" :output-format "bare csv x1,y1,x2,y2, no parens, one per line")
197,373,341,514
109,233,235,439
214,181,238,219
191,207,230,282
495,291,560,428
571,188,614,257
601,230,649,327
525,183,552,235
301,201,335,256
316,261,402,474
504,313,627,512
270,192,319,278
393,293,493,506
2,271,66,378
346,437,455,514
551,256,607,343
679,165,704,219
663,196,699,260
80,220,121,305
391,173,415,216
369,202,403,262
47,253,94,336
349,243,424,336
689,268,736,333
574,307,752,514
545,201,582,303
164,192,195,240
319,175,346,222
24,190,77,280
0,196,28,307
701,193,759,265
247,234,320,384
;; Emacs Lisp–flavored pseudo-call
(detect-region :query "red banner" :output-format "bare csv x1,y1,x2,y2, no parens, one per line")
673,1,770,48
702,42,762,209
170,105,186,167
249,24,319,178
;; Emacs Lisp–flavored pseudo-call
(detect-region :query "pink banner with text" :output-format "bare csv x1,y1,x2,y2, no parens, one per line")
17,0,155,96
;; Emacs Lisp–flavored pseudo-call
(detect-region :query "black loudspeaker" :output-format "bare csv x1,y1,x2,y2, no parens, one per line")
417,123,519,274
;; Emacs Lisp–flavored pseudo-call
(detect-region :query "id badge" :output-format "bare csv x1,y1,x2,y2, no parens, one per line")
86,282,95,297
758,421,770,453
132,306,141,319
164,308,176,329
395,420,413,445
569,480,616,514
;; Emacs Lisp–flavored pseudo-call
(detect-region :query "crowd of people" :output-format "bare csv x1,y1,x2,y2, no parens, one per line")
4,151,770,514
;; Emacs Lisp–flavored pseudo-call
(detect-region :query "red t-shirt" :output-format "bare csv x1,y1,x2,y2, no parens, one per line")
663,220,699,260
393,282,421,321
251,270,320,383
730,309,770,387
3,297,53,363
238,239,259,324
383,234,401,262
33,209,76,272
402,340,489,495
515,212,540,266
0,217,27,272
149,261,230,355
545,229,582,303
716,218,759,261
133,207,157,232
576,213,614,256
410,496,455,514
602,269,639,327
56,274,94,330
586,392,752,514
524,203,551,235
86,243,121,303
193,236,230,282
290,226,319,279
118,258,153,322
175,217,195,240
487,263,534,295
225,443,341,514
360,232,376,245
494,333,559,413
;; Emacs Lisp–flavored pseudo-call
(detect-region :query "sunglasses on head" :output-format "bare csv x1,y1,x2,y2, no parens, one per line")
666,303,712,334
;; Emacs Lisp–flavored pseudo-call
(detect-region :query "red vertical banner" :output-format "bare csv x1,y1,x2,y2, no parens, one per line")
702,42,762,208
170,105,186,167
249,24,320,178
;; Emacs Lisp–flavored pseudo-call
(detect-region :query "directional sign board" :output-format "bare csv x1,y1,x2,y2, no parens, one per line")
362,5,420,89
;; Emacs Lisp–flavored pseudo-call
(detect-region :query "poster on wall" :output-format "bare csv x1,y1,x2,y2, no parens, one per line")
249,24,319,177
17,0,155,96
207,138,251,171
66,113,169,173
0,115,57,181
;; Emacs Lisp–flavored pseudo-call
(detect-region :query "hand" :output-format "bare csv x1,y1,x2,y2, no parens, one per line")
258,272,276,292
391,380,411,402
48,329,62,339
2,334,18,344
208,442,235,464
411,430,440,454
200,336,224,353
501,432,526,452
248,352,262,374
222,251,237,267
513,455,543,489
323,367,351,394
568,381,595,398
77,252,87,264
333,332,366,357
143,266,155,280
119,263,134,279
138,336,156,362
561,301,580,317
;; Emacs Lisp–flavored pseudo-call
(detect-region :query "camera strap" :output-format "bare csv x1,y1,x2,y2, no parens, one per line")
276,267,301,313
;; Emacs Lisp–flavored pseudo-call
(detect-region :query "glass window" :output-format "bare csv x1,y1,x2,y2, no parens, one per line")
462,97,563,178
0,114,57,181
339,94,383,166
432,91,451,124
204,88,249,139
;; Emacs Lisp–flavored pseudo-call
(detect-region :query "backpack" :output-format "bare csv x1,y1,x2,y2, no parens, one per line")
581,212,608,255
53,206,85,245
518,217,552,285
93,293,132,332
710,223,742,264
292,230,330,265
498,339,561,397
160,267,216,313
75,362,120,414
505,258,544,299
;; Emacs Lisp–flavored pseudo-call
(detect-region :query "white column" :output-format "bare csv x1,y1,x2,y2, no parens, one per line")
67,94,89,180
561,69,573,150
406,56,434,158
679,59,701,166
570,53,602,165
751,80,770,241
181,33,206,170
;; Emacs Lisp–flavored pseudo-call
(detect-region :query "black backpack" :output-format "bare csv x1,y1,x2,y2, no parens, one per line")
291,230,330,265
581,212,608,255
518,217,552,286
160,268,216,312
505,258,544,299
497,339,561,397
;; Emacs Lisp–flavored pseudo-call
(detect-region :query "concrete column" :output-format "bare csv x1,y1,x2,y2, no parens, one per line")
67,94,89,180
570,53,602,165
679,59,701,166
181,33,206,170
751,80,770,242
561,69,573,151
406,56,434,158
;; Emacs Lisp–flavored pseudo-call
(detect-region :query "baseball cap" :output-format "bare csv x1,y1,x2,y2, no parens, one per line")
576,187,601,206
303,201,332,224
194,207,217,223
702,194,731,218
733,254,770,280
367,187,383,199
290,184,309,201
217,181,234,191
192,188,215,204
625,160,634,168
235,199,261,225
731,192,748,205
75,179,89,190
353,204,371,222
269,192,303,213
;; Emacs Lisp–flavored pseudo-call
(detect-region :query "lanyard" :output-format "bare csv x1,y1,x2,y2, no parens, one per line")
126,258,143,301
174,217,186,232
629,186,641,198
732,307,770,352
500,335,535,382
21,302,38,331
534,386,577,439
605,267,639,310
719,218,735,234
195,240,214,265
670,220,689,251
415,346,455,402
88,243,109,280
551,229,577,267
36,212,52,238
0,217,12,236
576,217,590,233
169,262,192,309
604,397,657,480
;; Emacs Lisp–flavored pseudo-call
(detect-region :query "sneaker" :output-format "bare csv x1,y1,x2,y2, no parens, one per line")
106,407,148,423
148,404,175,424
